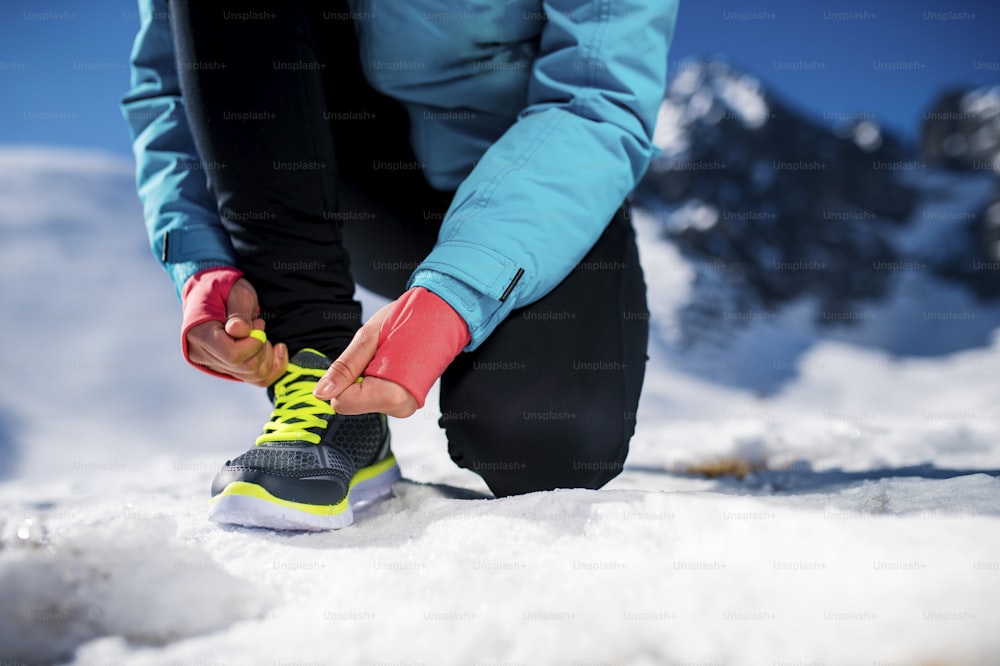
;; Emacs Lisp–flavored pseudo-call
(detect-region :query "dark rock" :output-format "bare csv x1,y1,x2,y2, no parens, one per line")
921,86,1000,173
926,187,1000,299
635,58,934,343
920,86,1000,298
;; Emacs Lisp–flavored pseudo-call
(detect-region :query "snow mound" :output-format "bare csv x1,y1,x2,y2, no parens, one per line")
0,512,271,664
3,146,1000,664
46,478,1000,666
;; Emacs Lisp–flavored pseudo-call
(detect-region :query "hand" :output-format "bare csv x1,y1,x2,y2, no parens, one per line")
312,287,470,418
313,302,421,418
184,276,288,386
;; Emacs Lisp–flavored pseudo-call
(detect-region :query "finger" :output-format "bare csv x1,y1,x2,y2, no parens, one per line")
314,303,393,399
187,323,257,370
225,314,252,338
330,377,419,418
186,320,226,366
210,342,280,386
225,282,260,338
199,326,269,370
262,342,288,385
240,334,274,385
238,337,288,387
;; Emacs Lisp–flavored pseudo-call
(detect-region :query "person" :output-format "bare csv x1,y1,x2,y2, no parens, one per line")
121,0,678,530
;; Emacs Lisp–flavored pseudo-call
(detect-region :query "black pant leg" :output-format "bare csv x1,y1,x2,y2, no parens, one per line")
315,10,454,301
169,0,360,357
439,206,650,496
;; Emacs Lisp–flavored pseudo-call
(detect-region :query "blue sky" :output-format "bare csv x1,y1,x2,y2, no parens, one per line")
0,0,997,157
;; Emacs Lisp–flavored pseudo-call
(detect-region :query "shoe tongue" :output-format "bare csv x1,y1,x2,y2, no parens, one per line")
266,349,333,403
289,348,334,370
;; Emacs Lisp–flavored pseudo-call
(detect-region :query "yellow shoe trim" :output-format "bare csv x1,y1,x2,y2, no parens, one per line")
210,481,349,516
350,453,398,488
208,454,398,517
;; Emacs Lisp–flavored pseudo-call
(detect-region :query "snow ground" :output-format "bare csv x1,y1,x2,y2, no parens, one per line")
1,147,999,665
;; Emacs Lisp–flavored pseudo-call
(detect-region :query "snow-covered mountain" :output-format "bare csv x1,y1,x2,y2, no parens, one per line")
636,60,1000,392
1,145,999,666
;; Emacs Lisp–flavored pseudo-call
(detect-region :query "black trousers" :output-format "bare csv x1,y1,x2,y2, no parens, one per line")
169,0,649,496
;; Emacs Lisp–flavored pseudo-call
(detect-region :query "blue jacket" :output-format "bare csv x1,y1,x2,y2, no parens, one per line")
121,0,678,350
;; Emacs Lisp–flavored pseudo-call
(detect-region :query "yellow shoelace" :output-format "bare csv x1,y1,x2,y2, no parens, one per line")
255,365,334,446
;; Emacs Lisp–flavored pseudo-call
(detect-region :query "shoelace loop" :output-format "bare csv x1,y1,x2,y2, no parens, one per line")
255,366,334,446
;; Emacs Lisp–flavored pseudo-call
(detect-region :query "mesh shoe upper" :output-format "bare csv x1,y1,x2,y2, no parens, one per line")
212,349,390,503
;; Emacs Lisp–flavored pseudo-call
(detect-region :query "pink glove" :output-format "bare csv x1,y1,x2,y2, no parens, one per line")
363,287,470,407
180,266,245,381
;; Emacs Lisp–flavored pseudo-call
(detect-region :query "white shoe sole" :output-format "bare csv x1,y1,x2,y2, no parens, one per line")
208,462,401,532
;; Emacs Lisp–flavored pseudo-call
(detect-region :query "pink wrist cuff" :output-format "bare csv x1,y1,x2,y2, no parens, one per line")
364,287,470,408
180,266,244,381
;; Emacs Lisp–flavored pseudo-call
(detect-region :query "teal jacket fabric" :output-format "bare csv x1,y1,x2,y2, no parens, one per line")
121,0,678,350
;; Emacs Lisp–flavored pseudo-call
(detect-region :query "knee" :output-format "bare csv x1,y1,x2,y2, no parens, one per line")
442,410,631,497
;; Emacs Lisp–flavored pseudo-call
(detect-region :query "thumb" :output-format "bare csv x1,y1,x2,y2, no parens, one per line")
224,280,259,339
314,302,392,399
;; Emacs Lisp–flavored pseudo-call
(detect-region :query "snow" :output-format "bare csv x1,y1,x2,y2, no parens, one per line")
714,72,769,130
0,514,272,661
2,147,999,665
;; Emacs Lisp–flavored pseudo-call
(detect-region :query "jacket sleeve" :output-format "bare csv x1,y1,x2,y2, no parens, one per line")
120,0,236,301
408,0,678,350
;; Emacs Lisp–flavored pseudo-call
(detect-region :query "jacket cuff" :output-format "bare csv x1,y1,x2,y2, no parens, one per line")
169,260,237,302
157,224,239,301
407,241,524,350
